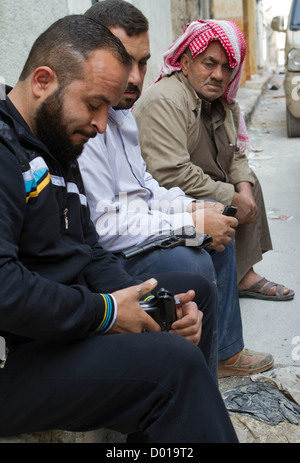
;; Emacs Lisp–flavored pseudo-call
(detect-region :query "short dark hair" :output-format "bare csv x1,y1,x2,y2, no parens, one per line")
19,14,132,86
85,0,149,36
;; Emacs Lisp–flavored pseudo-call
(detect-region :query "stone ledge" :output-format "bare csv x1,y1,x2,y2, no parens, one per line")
0,429,127,443
238,72,273,125
231,415,300,444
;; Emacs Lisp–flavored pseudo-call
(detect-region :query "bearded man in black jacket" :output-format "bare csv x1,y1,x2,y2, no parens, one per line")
0,15,238,443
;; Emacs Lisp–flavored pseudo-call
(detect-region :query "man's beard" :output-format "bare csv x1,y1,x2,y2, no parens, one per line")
113,83,141,110
34,88,96,163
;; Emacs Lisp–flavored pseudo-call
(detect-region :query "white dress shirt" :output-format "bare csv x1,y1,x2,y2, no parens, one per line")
79,108,195,252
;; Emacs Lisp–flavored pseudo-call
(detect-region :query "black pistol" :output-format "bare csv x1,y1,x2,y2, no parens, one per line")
140,289,177,332
121,233,212,259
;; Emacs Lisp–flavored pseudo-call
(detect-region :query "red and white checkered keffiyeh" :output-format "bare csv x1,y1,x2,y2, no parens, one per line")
154,20,249,152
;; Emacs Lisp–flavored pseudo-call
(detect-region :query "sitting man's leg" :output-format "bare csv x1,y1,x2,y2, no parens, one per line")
236,172,294,301
0,335,238,442
207,243,243,361
0,275,237,443
118,244,274,378
139,269,217,376
118,247,218,377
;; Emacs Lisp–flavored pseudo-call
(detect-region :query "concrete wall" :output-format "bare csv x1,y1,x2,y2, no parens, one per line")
0,0,212,89
130,0,174,87
171,0,200,38
1,0,68,86
211,0,253,83
0,0,176,89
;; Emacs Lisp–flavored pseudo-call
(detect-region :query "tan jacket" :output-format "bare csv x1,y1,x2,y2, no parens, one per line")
133,72,254,205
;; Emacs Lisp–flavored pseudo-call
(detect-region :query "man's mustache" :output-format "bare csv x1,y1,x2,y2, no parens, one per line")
205,78,224,90
75,129,98,139
125,83,140,96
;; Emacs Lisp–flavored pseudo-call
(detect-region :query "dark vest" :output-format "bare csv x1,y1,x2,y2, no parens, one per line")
190,99,236,183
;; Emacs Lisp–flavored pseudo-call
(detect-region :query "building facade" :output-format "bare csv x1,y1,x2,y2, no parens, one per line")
0,0,290,91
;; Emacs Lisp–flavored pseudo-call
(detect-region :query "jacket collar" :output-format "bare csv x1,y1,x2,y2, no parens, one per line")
0,86,56,159
0,85,34,138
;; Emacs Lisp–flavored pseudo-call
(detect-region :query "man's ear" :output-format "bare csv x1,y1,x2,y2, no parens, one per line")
180,53,191,77
31,67,58,98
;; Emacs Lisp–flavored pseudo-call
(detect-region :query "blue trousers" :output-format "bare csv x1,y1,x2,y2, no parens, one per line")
118,241,244,362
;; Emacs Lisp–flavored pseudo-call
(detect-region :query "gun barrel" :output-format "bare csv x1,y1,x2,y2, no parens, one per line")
121,235,175,259
121,233,212,259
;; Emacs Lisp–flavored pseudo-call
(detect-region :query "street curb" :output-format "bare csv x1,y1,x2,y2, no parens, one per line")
238,72,273,125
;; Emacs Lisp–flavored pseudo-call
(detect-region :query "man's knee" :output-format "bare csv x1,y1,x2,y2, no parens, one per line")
145,332,208,378
168,247,215,279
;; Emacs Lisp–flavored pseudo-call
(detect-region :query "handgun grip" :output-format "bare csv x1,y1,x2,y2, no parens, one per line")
159,236,185,249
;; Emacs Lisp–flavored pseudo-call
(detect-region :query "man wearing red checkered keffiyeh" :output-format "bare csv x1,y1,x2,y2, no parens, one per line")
154,19,249,152
134,19,294,302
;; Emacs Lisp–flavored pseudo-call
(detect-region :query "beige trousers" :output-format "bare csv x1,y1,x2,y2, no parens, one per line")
235,172,273,283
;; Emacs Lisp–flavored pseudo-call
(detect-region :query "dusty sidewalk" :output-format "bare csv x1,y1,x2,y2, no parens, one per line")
219,70,300,444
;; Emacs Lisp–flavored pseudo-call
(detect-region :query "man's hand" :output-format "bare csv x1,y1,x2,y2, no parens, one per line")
170,290,203,346
109,278,161,334
187,200,224,213
232,182,258,224
191,208,238,252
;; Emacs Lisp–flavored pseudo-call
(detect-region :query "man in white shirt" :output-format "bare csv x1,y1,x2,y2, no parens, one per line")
80,0,274,378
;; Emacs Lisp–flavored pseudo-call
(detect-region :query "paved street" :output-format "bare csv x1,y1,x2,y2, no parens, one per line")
239,72,299,368
219,72,300,443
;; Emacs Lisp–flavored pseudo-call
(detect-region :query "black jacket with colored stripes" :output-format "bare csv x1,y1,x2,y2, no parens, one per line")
0,87,139,347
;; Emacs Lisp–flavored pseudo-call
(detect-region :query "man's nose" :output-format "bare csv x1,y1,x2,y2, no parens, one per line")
211,64,224,81
128,62,142,87
90,107,109,134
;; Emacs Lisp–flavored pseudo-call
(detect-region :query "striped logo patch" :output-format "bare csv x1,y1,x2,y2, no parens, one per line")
23,157,50,203
23,157,87,206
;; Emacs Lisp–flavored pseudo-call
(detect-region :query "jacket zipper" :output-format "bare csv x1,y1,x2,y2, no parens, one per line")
63,208,69,230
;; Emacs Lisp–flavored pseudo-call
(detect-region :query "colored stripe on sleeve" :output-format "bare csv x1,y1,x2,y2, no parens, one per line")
95,294,117,334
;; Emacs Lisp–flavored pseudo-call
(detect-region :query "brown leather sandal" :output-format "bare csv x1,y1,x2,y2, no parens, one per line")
239,277,295,301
